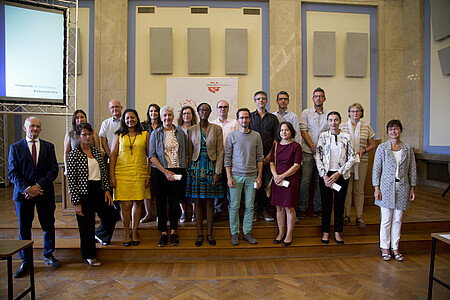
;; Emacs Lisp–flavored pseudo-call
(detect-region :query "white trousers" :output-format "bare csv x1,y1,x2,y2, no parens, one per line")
379,207,404,250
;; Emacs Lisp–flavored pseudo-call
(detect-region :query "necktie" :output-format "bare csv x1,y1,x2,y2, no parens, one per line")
32,141,37,166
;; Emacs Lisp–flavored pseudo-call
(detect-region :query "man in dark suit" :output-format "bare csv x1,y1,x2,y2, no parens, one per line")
8,117,61,278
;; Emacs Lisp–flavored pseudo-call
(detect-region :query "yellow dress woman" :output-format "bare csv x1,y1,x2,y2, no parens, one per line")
110,109,150,247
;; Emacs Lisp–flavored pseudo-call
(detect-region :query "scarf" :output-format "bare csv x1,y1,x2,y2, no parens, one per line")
347,119,361,180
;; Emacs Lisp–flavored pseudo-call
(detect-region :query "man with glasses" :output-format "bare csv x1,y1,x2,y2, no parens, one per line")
99,99,123,218
249,91,279,222
212,100,238,220
298,87,329,220
273,91,300,144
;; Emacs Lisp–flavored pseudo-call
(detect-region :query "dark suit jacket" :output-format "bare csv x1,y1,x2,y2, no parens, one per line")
8,138,59,201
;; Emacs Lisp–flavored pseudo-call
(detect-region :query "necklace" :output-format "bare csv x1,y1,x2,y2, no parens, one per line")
127,133,137,155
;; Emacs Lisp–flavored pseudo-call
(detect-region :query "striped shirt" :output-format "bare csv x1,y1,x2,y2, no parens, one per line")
340,120,375,162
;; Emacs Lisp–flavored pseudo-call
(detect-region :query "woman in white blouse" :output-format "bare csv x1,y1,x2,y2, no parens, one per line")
315,112,355,245
340,103,376,228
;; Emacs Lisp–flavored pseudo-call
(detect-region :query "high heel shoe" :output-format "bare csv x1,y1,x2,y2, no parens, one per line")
273,233,286,244
334,233,344,245
195,235,204,247
123,240,132,247
131,234,140,246
282,237,292,247
207,234,216,246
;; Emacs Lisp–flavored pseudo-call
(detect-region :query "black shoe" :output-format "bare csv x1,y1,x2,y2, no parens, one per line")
273,234,286,244
298,211,306,219
14,262,29,278
321,239,329,244
158,234,168,247
195,235,204,247
313,211,322,219
207,234,216,246
334,237,344,245
131,240,140,246
170,234,179,246
282,240,292,247
123,241,132,247
44,254,61,268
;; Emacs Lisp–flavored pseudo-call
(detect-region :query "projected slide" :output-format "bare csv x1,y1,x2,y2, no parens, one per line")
0,1,65,104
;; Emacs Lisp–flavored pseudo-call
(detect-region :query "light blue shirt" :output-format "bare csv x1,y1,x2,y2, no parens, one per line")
299,107,329,154
274,109,301,144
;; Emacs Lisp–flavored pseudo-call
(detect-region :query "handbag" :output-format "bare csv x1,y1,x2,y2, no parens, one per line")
264,142,278,198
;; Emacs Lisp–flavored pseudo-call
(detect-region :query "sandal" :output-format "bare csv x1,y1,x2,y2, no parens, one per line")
381,253,391,261
207,234,216,246
86,258,102,267
356,217,366,229
343,216,351,225
195,235,204,247
393,253,404,261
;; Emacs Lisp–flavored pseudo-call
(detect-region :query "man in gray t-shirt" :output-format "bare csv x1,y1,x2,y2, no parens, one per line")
224,108,264,246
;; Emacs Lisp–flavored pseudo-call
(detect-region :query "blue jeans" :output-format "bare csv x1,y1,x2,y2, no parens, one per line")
229,175,256,235
298,152,321,212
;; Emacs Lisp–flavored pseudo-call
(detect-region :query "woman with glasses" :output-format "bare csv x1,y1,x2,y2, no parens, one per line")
186,103,224,247
340,103,376,229
177,106,198,222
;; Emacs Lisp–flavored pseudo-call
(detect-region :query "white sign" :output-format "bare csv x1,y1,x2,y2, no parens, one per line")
166,77,238,121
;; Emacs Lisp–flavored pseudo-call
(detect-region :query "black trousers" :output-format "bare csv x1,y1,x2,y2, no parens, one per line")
15,196,56,262
152,168,186,232
318,171,349,233
76,181,117,259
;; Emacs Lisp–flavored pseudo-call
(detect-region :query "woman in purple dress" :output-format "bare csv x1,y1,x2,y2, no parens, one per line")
270,121,302,246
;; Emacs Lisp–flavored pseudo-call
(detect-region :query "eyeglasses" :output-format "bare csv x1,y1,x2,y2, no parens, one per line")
350,110,361,113
255,97,267,101
109,105,122,109
312,95,324,99
183,112,192,115
278,98,289,101
217,106,229,109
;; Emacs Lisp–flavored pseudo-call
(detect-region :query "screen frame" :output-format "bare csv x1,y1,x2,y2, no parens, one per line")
0,0,68,105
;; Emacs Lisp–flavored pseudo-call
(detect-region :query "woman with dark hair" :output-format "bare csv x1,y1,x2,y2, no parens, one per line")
270,121,302,246
64,109,100,172
373,120,416,261
109,109,151,247
315,111,355,245
340,103,376,228
67,123,116,267
186,103,224,247
177,105,197,222
149,105,188,247
140,103,162,223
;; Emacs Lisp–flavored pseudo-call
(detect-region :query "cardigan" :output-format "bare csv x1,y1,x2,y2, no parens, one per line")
149,126,188,169
187,123,224,174
372,141,417,210
67,145,110,205
315,130,355,180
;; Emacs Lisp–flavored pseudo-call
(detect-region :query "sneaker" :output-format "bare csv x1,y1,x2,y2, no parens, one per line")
262,211,275,222
95,235,108,246
243,233,258,245
170,233,179,246
158,234,168,247
230,233,239,246
313,211,322,219
298,211,306,219
253,213,258,223
191,213,196,222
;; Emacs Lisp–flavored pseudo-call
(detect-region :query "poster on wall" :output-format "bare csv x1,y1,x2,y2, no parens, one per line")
166,77,238,121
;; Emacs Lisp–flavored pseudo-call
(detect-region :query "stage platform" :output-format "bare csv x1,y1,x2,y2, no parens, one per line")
1,185,449,262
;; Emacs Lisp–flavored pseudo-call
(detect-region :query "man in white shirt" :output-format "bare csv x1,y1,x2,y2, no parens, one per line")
298,87,329,219
273,91,300,144
211,100,238,220
99,99,123,214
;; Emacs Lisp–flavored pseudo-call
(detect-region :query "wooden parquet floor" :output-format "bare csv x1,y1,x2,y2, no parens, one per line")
1,253,449,299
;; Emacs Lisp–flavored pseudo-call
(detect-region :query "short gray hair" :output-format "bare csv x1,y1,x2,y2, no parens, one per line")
24,116,41,127
160,105,174,116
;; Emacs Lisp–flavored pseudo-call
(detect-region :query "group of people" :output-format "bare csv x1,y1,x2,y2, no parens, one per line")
8,87,416,277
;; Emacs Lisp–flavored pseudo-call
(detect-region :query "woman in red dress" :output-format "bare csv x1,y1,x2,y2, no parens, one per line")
270,121,302,246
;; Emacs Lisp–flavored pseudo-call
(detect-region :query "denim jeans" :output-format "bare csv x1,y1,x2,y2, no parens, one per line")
298,152,322,212
229,175,256,235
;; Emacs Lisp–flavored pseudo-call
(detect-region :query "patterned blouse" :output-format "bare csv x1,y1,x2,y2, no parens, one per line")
164,130,180,168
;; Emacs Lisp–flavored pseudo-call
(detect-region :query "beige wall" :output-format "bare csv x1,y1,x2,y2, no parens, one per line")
90,0,426,150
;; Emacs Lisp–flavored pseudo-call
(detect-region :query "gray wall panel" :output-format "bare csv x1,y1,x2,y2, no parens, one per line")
313,31,335,77
430,0,450,41
225,28,248,75
188,28,211,74
437,46,450,76
150,27,173,74
345,32,368,77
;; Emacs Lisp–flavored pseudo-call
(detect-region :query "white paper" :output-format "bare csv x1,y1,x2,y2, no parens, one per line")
354,154,361,163
173,174,182,181
281,180,290,187
332,183,341,191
